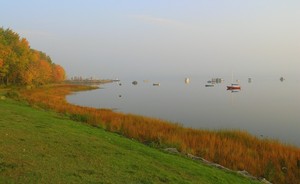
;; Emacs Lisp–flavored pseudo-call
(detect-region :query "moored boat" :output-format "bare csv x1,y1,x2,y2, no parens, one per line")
227,83,241,90
185,78,190,84
205,84,214,87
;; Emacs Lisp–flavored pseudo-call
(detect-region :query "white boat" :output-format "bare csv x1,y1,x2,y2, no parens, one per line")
185,78,190,84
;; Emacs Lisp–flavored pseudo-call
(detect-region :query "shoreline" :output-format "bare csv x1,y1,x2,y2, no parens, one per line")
0,96,262,184
16,84,300,184
66,81,298,147
64,79,116,85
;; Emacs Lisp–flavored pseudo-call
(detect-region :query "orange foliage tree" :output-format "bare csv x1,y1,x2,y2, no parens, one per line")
52,64,66,83
0,27,65,86
37,60,52,85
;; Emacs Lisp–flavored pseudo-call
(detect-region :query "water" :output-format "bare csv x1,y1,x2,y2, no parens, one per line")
67,76,300,147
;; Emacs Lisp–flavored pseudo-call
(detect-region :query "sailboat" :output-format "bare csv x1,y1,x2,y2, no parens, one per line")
227,73,241,90
227,83,241,90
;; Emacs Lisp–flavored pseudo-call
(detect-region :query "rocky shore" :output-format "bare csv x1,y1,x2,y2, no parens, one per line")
164,147,272,184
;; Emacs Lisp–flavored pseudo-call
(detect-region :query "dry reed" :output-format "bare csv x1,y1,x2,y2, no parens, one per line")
19,84,300,184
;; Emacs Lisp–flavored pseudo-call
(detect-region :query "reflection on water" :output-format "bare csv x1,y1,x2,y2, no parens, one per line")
228,90,240,93
67,76,300,147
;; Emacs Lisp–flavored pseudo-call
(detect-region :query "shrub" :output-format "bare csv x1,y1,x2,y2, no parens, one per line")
70,113,89,123
6,90,20,99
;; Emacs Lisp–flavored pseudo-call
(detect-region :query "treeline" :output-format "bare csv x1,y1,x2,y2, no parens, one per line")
0,28,65,86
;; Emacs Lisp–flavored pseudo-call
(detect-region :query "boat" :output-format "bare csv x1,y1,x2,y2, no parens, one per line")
227,72,241,90
227,83,241,90
185,78,190,84
132,81,138,85
153,83,160,86
205,84,214,87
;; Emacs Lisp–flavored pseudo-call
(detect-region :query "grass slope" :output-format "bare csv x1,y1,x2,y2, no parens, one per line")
0,98,260,184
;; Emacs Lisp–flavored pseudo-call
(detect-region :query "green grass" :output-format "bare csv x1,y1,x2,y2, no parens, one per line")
0,97,261,184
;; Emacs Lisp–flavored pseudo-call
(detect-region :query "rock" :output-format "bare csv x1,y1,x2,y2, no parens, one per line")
260,178,272,184
164,148,179,154
187,153,200,160
210,163,231,172
186,153,229,170
167,150,270,183
237,170,256,180
281,166,287,173
237,170,250,176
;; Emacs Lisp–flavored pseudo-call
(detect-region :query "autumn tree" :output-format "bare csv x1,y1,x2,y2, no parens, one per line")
52,64,66,83
0,27,66,86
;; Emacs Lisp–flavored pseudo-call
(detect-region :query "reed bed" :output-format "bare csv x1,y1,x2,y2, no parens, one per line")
19,84,300,184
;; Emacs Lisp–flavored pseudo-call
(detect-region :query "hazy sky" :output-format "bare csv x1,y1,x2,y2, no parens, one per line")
1,0,300,79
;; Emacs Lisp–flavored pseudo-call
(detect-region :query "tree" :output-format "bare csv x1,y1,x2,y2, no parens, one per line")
0,27,66,86
52,64,66,83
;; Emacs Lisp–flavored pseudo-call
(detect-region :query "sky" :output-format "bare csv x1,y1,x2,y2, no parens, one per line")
1,0,300,80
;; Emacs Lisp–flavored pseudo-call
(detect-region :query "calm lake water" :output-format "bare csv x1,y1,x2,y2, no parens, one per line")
67,76,300,147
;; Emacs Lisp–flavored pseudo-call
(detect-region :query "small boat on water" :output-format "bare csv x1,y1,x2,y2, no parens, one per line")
205,84,214,87
227,83,241,90
153,83,160,86
185,78,190,84
248,78,252,83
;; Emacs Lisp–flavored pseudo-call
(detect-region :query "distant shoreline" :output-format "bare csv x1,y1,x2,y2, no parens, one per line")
64,79,117,85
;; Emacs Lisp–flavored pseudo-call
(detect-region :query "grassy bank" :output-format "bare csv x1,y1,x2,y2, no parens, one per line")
0,95,260,183
18,84,300,184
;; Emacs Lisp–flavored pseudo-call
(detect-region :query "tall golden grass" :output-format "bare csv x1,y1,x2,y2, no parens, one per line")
19,84,300,184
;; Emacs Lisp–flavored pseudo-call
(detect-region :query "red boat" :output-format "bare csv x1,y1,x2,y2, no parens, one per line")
227,83,241,90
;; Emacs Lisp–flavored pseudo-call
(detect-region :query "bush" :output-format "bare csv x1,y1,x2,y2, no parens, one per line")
6,90,20,99
70,113,89,122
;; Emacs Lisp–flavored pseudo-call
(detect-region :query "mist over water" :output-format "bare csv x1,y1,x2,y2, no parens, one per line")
67,75,300,147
